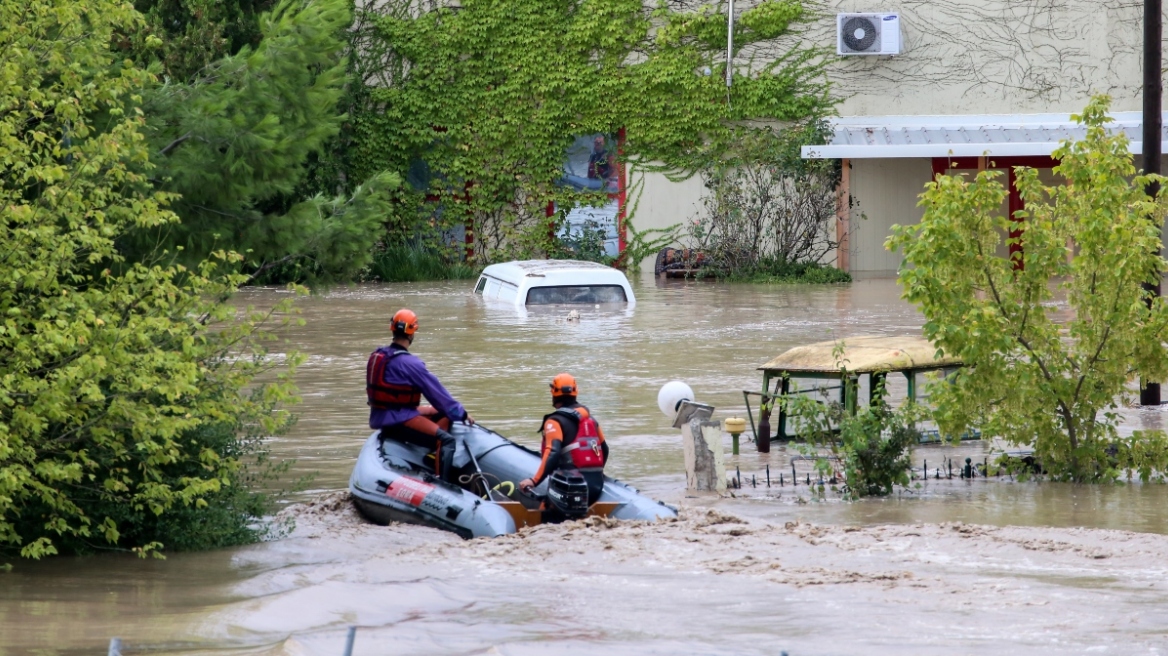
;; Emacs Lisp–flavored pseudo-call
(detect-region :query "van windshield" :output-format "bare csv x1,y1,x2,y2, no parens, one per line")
526,285,627,305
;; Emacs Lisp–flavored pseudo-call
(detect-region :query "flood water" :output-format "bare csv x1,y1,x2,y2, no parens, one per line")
4,274,1168,655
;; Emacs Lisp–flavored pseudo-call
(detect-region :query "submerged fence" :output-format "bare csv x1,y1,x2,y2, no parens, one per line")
108,626,361,656
107,629,790,655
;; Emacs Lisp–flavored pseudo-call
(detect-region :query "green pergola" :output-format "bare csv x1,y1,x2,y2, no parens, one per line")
745,335,963,442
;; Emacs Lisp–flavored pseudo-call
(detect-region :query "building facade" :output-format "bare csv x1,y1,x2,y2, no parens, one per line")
631,0,1164,276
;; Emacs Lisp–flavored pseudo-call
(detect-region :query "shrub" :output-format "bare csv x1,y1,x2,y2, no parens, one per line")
724,256,852,284
687,125,846,280
786,373,921,498
364,243,478,282
887,95,1168,483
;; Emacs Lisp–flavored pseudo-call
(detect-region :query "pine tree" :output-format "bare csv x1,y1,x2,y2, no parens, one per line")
131,0,398,283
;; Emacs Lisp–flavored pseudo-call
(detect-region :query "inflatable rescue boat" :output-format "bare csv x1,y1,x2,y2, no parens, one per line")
349,422,677,538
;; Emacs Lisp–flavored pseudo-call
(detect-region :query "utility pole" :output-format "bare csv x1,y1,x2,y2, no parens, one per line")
1143,0,1163,406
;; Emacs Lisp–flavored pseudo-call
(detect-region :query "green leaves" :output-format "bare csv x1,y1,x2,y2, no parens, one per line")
888,95,1168,482
785,373,923,498
126,0,399,284
348,0,831,263
1,0,301,559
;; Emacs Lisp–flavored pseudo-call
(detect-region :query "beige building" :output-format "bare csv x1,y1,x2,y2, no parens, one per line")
630,0,1164,276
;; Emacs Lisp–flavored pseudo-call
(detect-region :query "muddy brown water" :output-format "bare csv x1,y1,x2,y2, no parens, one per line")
4,275,1168,655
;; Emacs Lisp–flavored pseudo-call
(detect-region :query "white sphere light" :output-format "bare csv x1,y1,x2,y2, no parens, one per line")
657,381,694,419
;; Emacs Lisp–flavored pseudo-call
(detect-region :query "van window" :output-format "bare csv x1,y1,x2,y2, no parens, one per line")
498,282,519,302
526,285,627,305
474,277,487,294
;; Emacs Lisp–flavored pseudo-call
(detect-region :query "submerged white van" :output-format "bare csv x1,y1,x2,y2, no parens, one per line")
473,260,636,307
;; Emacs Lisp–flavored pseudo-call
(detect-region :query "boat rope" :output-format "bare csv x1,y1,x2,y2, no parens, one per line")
459,470,507,498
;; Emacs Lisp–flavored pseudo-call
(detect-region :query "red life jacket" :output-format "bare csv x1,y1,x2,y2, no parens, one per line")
545,406,606,471
366,347,422,410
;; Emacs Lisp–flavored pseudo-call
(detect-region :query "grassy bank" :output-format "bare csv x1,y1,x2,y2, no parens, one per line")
364,244,479,283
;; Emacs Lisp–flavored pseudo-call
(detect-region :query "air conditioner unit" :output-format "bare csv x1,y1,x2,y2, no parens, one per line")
837,13,900,56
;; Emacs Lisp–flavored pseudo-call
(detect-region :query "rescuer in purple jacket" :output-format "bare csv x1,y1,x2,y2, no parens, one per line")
367,308,473,482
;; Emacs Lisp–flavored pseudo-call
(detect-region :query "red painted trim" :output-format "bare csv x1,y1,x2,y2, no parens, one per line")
617,127,627,257
932,156,981,173
462,182,474,261
998,155,1058,169
931,155,1058,171
931,157,1042,271
546,200,556,244
1007,166,1024,270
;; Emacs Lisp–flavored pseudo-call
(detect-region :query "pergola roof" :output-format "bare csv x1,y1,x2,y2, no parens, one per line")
759,335,961,374
800,111,1168,159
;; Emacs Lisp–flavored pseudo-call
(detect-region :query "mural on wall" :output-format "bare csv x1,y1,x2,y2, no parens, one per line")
558,133,622,259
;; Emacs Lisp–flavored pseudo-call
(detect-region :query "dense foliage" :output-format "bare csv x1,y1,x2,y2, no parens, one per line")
125,0,399,284
888,96,1168,483
364,243,478,283
130,0,276,83
344,0,832,263
0,0,299,560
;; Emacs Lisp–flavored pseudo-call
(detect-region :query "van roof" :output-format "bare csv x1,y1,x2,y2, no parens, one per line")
477,259,635,305
480,260,628,284
482,259,616,276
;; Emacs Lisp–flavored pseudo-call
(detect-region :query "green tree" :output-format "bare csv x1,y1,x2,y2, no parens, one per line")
887,96,1168,482
348,0,831,263
130,0,276,83
128,0,399,283
1,0,298,559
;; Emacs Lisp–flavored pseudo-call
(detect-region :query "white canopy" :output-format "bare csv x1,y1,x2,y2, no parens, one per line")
800,111,1168,159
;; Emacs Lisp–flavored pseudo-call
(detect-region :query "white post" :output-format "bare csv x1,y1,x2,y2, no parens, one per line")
726,0,734,88
683,417,727,493
659,385,725,493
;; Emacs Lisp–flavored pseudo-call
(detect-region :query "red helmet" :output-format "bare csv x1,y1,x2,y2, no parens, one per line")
550,373,577,398
391,309,419,336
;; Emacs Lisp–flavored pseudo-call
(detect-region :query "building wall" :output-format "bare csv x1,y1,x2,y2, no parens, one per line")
625,167,705,270
816,0,1147,117
629,1,1156,275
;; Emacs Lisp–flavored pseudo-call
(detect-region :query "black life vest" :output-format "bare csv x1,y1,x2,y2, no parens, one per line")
366,346,422,410
542,405,605,471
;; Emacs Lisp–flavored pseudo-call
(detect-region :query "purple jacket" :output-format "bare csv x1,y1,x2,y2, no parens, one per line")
368,345,467,428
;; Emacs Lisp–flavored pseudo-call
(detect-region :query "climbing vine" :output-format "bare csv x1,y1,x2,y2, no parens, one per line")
346,0,833,263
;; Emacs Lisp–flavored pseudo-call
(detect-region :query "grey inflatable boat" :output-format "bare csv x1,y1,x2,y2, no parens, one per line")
349,422,677,538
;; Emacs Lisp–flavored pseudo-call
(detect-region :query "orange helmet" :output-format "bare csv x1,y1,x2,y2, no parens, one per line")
391,308,419,336
550,373,577,397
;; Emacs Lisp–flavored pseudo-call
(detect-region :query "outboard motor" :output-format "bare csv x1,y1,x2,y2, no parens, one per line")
547,469,590,519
